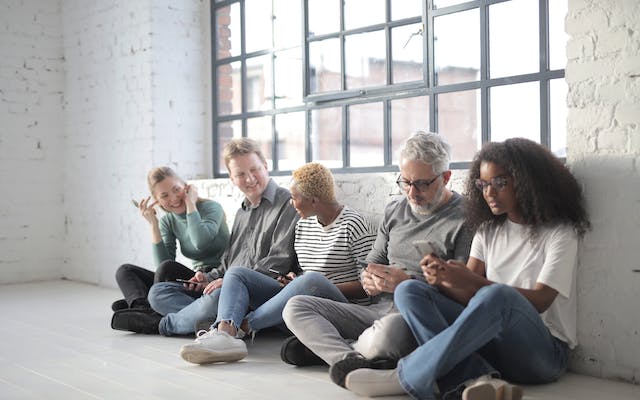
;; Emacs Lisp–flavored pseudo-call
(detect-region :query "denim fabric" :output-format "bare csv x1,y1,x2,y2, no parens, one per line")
216,269,349,333
148,281,221,336
394,280,568,400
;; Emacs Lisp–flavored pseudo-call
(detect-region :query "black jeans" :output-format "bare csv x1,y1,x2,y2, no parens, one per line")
115,260,194,306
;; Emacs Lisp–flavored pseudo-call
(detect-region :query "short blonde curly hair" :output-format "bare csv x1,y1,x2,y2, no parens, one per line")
291,162,335,202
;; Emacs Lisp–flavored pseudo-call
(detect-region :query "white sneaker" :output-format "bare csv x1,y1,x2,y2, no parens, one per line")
462,375,523,400
180,329,248,364
344,368,405,397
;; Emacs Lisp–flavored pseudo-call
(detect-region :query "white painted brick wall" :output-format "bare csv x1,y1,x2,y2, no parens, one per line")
1,0,639,385
60,0,211,286
0,0,65,283
566,0,640,383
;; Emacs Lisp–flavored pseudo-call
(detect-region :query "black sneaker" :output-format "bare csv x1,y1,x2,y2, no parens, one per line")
111,299,128,311
280,336,326,367
111,309,161,334
329,355,397,388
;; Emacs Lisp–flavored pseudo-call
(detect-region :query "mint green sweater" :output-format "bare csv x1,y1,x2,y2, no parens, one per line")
153,199,230,271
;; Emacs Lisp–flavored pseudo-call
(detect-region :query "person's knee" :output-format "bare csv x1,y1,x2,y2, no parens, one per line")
115,263,135,283
475,283,514,304
224,266,253,282
354,314,416,360
155,260,180,280
282,295,314,326
147,282,175,311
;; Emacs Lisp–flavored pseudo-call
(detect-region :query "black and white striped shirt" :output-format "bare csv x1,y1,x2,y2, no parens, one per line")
294,205,377,285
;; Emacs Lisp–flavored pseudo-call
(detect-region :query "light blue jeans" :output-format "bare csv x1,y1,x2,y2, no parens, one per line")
148,281,221,336
215,268,349,333
394,280,568,400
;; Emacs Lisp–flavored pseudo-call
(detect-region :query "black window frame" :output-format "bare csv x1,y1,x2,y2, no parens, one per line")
211,0,564,177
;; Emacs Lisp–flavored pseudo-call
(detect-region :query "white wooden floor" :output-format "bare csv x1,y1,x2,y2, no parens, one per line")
0,281,638,400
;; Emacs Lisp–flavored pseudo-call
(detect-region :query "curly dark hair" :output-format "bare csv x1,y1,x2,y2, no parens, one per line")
465,138,591,237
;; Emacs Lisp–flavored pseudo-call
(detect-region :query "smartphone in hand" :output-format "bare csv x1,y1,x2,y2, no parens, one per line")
131,199,139,208
175,278,193,284
413,240,442,258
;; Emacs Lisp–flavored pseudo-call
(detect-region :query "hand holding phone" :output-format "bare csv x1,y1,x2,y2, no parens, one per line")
175,278,192,284
131,199,139,208
413,240,442,258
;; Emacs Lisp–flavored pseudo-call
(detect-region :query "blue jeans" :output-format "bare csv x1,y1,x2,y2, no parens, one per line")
148,281,221,336
394,280,568,400
215,268,349,333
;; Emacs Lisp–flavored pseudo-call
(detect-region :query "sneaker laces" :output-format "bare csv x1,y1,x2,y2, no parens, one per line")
194,328,226,342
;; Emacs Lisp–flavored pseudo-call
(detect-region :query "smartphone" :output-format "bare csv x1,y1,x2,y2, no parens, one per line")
131,199,139,208
175,278,193,284
268,268,285,276
413,240,442,258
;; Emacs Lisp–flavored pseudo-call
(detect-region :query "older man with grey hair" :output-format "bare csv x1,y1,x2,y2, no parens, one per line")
281,131,473,389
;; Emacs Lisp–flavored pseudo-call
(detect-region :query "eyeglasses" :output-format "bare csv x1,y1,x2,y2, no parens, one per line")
396,174,441,192
474,175,509,192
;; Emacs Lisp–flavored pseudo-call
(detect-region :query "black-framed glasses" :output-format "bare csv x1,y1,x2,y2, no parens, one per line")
396,174,441,192
474,175,509,192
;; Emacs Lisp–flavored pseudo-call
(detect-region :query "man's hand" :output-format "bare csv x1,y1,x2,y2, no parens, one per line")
203,277,223,295
364,263,410,294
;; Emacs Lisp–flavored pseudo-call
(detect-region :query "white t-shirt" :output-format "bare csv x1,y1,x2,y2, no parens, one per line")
470,220,579,348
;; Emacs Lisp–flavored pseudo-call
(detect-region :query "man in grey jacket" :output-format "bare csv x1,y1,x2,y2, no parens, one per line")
281,131,473,389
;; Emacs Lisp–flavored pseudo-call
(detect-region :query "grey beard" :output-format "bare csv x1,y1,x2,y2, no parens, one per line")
409,186,444,216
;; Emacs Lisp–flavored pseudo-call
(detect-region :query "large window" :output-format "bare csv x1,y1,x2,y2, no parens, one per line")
212,0,568,175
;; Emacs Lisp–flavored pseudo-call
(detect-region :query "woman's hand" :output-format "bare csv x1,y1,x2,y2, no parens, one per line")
184,184,198,212
421,255,475,289
203,277,223,295
277,272,297,287
180,271,210,292
138,196,159,225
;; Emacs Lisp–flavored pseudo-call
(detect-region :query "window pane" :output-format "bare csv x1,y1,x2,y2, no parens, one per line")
434,9,480,85
345,30,386,89
391,23,424,84
549,0,568,71
490,0,539,78
276,112,306,171
437,89,481,162
309,38,341,93
391,96,429,164
308,0,340,37
246,55,273,112
247,115,274,170
217,61,241,116
215,3,240,59
433,0,467,9
344,0,385,30
217,120,242,174
349,103,384,167
391,0,422,21
274,0,302,49
490,82,540,143
274,48,303,108
245,0,273,53
311,108,342,168
550,79,567,157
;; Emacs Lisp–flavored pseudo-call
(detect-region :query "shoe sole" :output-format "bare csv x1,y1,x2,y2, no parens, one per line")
180,347,248,364
463,382,523,400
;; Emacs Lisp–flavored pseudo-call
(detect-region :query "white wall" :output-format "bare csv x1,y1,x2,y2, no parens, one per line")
60,0,211,286
0,0,638,384
0,0,65,283
565,0,640,383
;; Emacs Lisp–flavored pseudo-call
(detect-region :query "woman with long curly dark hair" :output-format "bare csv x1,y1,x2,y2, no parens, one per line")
340,138,590,400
